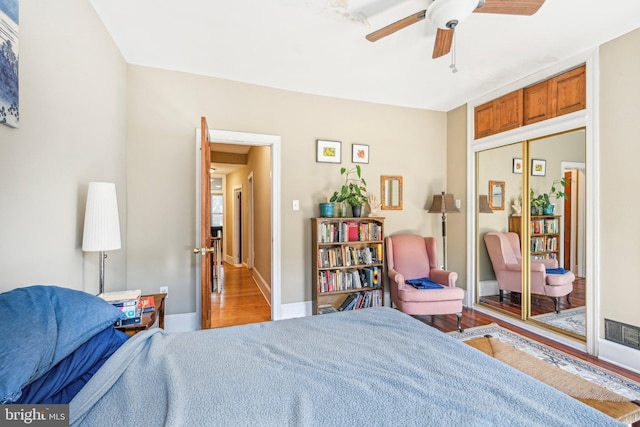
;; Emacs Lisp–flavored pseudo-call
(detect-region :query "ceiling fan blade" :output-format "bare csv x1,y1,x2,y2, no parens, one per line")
366,10,426,42
474,0,545,15
432,28,454,58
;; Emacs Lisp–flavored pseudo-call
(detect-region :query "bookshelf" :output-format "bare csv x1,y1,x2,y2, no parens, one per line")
311,217,385,315
508,215,561,261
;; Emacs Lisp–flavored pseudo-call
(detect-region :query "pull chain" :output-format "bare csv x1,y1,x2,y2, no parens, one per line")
449,32,458,73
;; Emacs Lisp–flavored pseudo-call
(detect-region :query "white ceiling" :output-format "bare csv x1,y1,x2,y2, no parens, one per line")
90,0,640,112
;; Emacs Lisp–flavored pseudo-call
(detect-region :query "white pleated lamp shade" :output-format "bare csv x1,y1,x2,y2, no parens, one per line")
82,182,121,251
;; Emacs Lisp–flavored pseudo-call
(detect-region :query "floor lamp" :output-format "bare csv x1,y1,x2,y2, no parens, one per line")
478,195,493,214
428,191,460,270
82,182,121,295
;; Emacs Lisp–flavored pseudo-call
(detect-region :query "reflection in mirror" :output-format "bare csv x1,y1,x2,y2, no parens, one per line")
476,143,523,320
488,181,505,210
528,129,586,339
381,176,403,210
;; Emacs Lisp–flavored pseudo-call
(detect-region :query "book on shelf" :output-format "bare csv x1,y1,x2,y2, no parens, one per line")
115,316,142,327
99,289,142,304
138,295,155,313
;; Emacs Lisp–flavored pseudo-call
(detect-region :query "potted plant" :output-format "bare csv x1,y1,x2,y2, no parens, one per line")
329,165,367,217
530,178,568,215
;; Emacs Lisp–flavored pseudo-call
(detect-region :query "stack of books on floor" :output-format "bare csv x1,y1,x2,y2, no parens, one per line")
99,289,143,326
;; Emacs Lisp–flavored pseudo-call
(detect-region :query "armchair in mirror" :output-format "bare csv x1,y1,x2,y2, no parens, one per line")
381,176,403,210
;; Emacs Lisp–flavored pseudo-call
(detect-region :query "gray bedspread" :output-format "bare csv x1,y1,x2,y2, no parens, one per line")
69,307,622,426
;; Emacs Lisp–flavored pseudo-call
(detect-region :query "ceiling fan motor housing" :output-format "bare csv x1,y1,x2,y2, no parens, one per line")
426,0,481,29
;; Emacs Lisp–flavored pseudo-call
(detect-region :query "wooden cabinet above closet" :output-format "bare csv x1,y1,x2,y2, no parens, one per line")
474,64,586,139
523,65,586,125
474,90,523,139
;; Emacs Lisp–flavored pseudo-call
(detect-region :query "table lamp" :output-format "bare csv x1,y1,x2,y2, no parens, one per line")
82,182,121,295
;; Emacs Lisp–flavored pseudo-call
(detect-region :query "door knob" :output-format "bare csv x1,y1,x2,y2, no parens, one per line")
193,247,215,256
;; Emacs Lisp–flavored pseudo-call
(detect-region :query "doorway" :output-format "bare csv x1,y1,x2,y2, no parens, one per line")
195,128,282,327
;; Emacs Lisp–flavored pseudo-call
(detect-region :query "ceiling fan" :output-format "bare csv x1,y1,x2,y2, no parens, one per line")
366,0,546,59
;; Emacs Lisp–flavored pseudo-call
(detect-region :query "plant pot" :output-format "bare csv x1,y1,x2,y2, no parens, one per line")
543,205,555,215
351,205,363,218
319,203,335,218
337,202,348,218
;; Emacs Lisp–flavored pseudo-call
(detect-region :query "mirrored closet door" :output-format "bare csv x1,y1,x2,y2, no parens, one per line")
475,129,586,341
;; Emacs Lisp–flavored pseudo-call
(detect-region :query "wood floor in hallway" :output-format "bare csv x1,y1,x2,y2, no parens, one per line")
210,262,271,328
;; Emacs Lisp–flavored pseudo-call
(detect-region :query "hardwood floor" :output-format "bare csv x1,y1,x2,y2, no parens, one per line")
479,277,586,316
211,267,640,384
210,262,270,328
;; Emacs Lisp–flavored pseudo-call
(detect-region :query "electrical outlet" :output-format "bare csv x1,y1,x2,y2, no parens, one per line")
160,286,168,298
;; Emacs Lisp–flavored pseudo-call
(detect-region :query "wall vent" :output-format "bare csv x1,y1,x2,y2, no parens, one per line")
605,319,640,350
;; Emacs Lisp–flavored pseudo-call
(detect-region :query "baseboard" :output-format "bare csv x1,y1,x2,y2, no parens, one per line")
164,312,199,333
280,301,311,319
479,280,499,297
252,267,271,305
598,338,640,375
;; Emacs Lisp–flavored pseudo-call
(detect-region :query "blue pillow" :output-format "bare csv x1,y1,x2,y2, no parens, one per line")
15,326,129,404
0,285,126,403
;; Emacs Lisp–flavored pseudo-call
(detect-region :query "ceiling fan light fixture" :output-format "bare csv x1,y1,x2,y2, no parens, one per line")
426,0,479,29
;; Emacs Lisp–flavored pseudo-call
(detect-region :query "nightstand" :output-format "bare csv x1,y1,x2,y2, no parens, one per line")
116,293,167,336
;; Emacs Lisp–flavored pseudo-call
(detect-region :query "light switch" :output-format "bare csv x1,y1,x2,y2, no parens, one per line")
293,200,300,211
455,199,461,209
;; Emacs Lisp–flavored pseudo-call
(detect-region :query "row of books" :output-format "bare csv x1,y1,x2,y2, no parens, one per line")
318,290,383,314
317,245,383,268
317,266,380,293
532,252,558,260
317,221,382,243
99,289,155,327
531,218,559,235
531,236,558,253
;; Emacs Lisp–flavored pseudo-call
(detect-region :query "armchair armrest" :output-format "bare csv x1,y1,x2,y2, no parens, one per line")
532,259,558,269
505,263,523,272
387,267,406,289
430,269,458,287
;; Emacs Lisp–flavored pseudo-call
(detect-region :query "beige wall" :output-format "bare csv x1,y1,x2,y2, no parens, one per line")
446,105,467,288
0,0,127,293
599,28,640,328
126,65,448,314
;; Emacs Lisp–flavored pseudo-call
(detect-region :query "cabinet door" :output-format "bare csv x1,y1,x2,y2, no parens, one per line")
523,80,552,125
554,65,586,116
474,100,496,139
495,89,523,133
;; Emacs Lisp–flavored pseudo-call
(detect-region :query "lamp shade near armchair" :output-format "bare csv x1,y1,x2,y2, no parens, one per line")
386,234,464,332
483,231,574,313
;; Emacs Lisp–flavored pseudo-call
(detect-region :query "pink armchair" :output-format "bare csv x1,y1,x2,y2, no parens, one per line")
386,234,464,332
483,231,574,313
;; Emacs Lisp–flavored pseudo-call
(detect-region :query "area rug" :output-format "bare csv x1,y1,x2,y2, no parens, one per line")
450,324,640,423
449,324,640,401
532,306,586,336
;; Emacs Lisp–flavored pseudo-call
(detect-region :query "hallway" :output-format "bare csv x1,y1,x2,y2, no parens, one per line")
210,262,271,328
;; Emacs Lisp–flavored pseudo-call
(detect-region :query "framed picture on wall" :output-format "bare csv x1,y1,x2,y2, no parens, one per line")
532,159,546,176
316,139,341,163
512,158,522,174
352,144,369,164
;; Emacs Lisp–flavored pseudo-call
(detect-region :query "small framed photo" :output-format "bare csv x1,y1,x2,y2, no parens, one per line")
352,144,369,164
316,139,341,163
531,159,546,176
512,158,523,174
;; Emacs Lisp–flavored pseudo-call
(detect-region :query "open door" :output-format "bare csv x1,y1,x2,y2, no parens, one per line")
197,117,212,329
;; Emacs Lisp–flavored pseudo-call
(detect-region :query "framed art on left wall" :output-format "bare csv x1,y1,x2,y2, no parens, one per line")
0,0,19,128
316,139,341,163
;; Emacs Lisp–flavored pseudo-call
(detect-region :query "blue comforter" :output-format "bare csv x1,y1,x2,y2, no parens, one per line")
70,307,622,426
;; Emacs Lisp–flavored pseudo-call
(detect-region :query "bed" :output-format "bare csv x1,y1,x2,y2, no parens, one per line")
0,286,624,426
